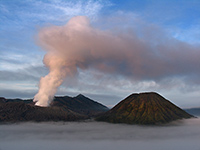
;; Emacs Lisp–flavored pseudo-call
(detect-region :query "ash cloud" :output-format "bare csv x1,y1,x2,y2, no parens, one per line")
34,16,200,107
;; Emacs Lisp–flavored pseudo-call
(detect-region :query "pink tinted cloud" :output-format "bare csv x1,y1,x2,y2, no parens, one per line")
34,16,200,106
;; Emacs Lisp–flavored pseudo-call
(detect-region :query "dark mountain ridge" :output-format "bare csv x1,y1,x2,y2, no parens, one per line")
52,94,108,116
0,94,109,123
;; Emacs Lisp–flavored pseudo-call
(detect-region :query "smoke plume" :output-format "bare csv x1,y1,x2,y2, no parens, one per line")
34,16,200,107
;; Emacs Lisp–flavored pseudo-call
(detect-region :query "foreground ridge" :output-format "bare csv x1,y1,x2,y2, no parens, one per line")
0,94,109,123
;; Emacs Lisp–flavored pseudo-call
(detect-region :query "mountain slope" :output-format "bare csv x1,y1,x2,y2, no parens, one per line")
96,92,193,125
0,94,109,123
0,100,87,122
52,94,109,117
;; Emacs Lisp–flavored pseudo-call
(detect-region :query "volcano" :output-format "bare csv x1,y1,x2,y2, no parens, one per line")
0,95,108,123
96,92,193,125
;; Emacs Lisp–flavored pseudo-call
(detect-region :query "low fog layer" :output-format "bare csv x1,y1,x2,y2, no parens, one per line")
0,118,200,150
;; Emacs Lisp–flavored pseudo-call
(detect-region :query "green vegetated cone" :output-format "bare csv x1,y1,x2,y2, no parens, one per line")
96,92,194,125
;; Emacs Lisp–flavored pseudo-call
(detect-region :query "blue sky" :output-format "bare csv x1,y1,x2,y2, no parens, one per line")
0,0,200,108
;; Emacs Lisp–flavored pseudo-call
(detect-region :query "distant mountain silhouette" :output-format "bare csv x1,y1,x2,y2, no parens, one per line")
184,107,200,116
96,92,193,125
52,94,108,117
0,95,109,123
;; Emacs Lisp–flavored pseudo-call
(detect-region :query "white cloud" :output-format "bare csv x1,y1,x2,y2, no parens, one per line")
23,0,111,23
0,52,43,71
171,25,200,44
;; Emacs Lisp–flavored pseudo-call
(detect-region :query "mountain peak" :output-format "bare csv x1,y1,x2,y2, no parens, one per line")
76,94,85,98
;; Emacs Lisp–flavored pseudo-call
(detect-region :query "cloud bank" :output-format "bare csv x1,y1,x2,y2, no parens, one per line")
33,16,200,106
1,119,200,150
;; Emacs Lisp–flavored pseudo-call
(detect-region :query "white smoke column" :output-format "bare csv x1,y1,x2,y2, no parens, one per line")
34,53,74,106
33,16,123,106
33,16,92,106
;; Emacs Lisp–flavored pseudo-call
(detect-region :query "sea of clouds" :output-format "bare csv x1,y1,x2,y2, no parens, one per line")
0,118,200,150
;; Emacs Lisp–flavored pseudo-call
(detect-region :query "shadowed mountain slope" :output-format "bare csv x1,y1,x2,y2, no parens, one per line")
0,95,109,123
96,92,193,125
0,101,86,122
52,94,109,117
